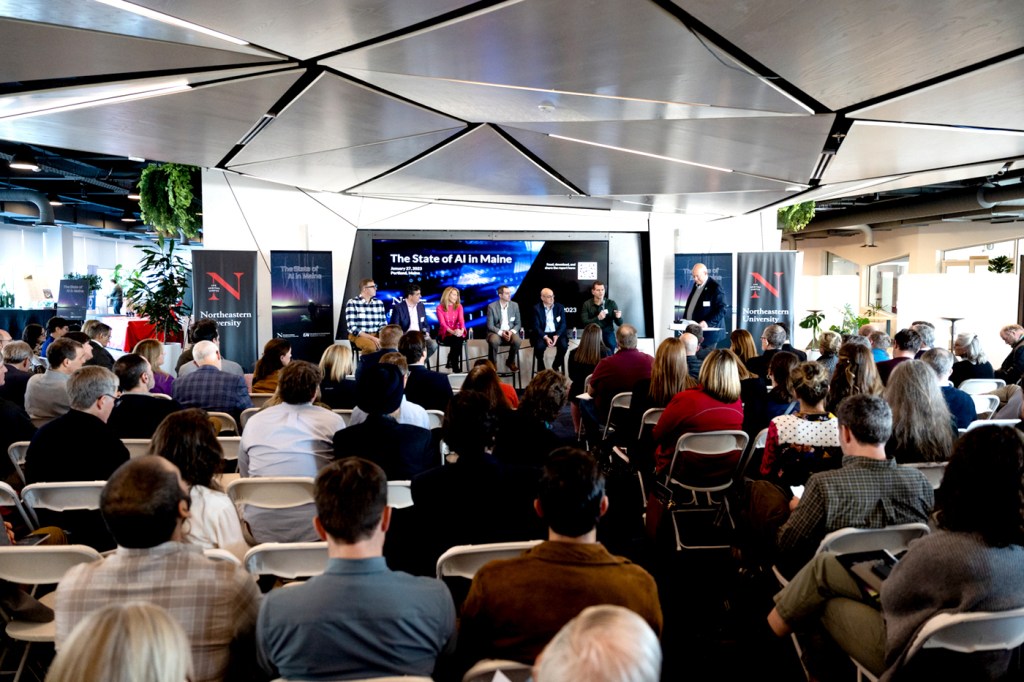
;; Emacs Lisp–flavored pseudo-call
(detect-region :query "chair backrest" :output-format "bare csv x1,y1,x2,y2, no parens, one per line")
957,378,1006,394
249,393,274,408
907,606,1024,661
243,541,328,579
0,481,35,530
966,419,1020,431
602,391,632,439
0,545,102,585
816,522,931,556
207,411,239,435
239,407,261,431
203,548,242,565
668,430,750,492
734,427,770,482
425,409,444,430
218,436,241,462
903,462,947,489
463,659,533,682
970,394,1000,419
332,408,352,426
226,477,315,509
21,481,105,529
436,540,543,580
121,438,153,459
150,392,172,400
447,372,468,390
6,441,29,485
387,480,414,509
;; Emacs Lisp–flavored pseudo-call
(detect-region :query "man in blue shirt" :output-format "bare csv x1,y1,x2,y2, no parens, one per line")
256,457,455,681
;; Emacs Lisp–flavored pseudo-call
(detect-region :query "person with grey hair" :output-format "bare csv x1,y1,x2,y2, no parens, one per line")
0,358,36,479
995,323,1024,386
816,330,841,376
25,336,86,425
911,321,935,357
83,321,116,370
1,340,34,407
921,348,976,429
950,331,994,386
584,324,653,434
534,605,662,682
868,330,890,363
748,323,806,379
173,340,252,419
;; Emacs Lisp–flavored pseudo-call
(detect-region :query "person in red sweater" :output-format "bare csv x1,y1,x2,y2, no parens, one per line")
652,349,744,474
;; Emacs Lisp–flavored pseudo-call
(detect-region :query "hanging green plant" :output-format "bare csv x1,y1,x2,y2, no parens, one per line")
778,201,816,232
987,255,1014,273
137,163,202,239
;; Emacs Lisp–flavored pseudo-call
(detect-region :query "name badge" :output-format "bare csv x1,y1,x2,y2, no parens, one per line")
510,317,515,322
556,316,561,322
703,301,710,307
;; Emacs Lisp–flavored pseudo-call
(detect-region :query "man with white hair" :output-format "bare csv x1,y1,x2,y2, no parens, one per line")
534,605,662,682
173,340,252,419
995,323,1024,386
681,263,726,346
1,340,34,408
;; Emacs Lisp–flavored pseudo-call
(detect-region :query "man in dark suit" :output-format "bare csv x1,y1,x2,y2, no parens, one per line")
172,340,252,420
681,263,727,346
356,324,403,381
388,284,437,361
486,285,522,372
108,354,182,438
399,331,453,413
748,323,807,380
1,341,34,408
530,288,568,372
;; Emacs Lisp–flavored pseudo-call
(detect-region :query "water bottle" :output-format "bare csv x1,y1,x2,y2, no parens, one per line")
572,327,577,341
468,326,473,340
519,327,525,340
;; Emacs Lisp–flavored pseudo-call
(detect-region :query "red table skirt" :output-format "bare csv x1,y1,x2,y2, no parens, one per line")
123,319,183,351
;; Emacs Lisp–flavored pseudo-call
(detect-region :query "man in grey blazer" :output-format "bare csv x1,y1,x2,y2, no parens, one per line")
486,285,522,372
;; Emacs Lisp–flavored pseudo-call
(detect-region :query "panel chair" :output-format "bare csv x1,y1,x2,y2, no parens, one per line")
387,480,414,509
249,393,274,408
207,411,239,435
957,378,1005,394
239,407,262,431
226,477,315,511
21,481,105,529
436,540,543,580
121,438,153,459
6,441,29,486
243,542,328,580
0,545,103,682
970,394,1000,420
666,430,749,550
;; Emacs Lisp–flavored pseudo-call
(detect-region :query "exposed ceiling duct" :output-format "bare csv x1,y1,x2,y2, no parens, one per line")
0,189,55,225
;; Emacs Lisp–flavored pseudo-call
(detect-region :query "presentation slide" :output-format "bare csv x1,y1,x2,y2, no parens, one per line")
372,239,609,333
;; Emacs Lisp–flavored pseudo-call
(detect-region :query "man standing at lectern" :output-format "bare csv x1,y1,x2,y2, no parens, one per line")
682,263,726,347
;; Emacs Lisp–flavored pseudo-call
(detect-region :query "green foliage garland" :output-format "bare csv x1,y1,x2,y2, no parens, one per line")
138,163,202,238
778,201,816,232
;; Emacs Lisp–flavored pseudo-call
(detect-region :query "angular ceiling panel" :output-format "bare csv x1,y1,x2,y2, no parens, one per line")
600,190,799,216
822,122,1024,184
229,129,462,192
508,115,834,184
232,72,464,166
326,0,806,114
503,127,790,196
352,126,580,197
850,54,1024,131
681,0,1024,110
0,71,303,168
801,161,1010,204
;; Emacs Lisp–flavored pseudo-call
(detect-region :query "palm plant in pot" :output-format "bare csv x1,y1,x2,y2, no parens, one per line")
125,237,191,342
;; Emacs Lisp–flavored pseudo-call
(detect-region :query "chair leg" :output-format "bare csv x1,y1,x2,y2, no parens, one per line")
12,641,30,682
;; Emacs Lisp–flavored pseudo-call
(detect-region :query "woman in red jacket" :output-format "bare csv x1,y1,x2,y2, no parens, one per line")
436,286,466,372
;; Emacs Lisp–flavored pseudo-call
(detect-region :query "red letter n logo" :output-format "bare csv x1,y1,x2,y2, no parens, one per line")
750,272,783,299
207,272,244,301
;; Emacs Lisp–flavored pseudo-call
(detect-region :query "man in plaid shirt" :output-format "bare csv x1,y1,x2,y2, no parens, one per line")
346,278,388,353
55,456,261,682
775,394,933,574
173,340,252,420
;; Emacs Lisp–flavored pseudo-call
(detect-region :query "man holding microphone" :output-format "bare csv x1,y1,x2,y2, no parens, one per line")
580,280,622,352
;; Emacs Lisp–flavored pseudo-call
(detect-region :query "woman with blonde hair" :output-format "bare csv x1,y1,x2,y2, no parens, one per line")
133,338,175,396
652,349,744,474
628,338,696,440
318,344,356,409
46,602,192,682
816,330,841,377
730,329,760,374
252,338,292,393
436,286,466,372
950,331,994,386
885,360,956,463
825,342,883,414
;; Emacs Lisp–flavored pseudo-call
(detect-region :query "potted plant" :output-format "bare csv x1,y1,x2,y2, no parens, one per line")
828,303,870,336
137,163,202,239
799,309,826,349
124,237,191,342
988,255,1014,273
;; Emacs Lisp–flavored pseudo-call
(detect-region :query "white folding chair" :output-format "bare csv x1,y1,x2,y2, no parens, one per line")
957,378,1006,394
387,480,414,509
463,659,533,682
243,542,328,579
447,372,468,390
966,418,1020,431
816,522,931,556
238,407,261,432
121,438,153,459
903,461,947,489
601,392,632,441
0,545,103,682
207,411,239,435
226,477,315,510
218,436,241,462
249,393,274,408
0,481,35,530
970,394,1000,419
204,547,242,566
332,408,353,426
21,481,105,529
6,441,29,486
436,540,543,580
425,409,444,430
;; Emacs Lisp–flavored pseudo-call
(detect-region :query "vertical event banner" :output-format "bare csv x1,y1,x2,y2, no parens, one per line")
736,251,798,343
270,251,334,362
191,251,258,372
674,253,733,329
57,279,89,320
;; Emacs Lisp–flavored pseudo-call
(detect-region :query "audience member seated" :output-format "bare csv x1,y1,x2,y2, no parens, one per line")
64,332,96,366
24,337,84,424
83,322,115,370
825,343,883,415
40,316,69,356
257,458,454,680
348,353,430,428
730,329,760,376
884,360,955,463
584,324,652,434
134,338,175,397
240,361,343,543
108,354,183,439
626,338,696,469
911,320,935,357
760,362,841,487
681,332,703,379
1,340,34,407
333,363,435,480
152,409,247,561
318,344,357,409
869,331,891,364
400,330,453,413
876,328,922,385
463,360,517,411
250,338,291,393
652,349,744,475
411,391,544,576
921,348,976,429
173,340,253,420
816,330,841,377
355,324,402,381
47,603,193,682
21,323,46,371
736,350,770,439
176,319,245,377
495,370,573,467
765,351,799,419
768,425,1024,681
774,395,933,574
747,324,806,379
567,324,609,433
456,448,662,671
858,323,878,339
534,605,662,682
994,323,1024,386
0,362,34,485
950,331,994,387
686,322,713,360
55,457,261,682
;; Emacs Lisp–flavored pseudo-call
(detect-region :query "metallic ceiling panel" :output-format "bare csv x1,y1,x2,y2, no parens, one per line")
507,115,834,184
352,125,581,196
0,71,303,168
0,18,276,84
681,0,1024,110
850,54,1024,131
503,127,789,196
340,68,788,123
326,0,806,114
229,129,462,192
822,122,1024,184
129,0,477,60
359,194,623,211
805,162,1008,203
0,0,272,56
231,73,464,166
600,190,798,216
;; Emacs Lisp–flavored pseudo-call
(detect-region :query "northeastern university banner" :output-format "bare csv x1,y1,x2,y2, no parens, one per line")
736,252,797,343
270,251,334,362
192,251,258,372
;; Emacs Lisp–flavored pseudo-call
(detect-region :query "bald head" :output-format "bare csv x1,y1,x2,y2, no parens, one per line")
680,332,699,356
192,340,221,367
691,263,708,286
540,288,554,305
0,329,11,348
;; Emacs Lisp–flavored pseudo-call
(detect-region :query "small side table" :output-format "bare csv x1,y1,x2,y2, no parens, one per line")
941,317,963,352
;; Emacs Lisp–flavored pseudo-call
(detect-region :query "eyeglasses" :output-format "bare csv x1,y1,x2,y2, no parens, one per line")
363,284,377,290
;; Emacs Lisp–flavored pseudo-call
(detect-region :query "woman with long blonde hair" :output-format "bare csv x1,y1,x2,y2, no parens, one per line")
885,360,955,463
318,344,356,409
730,329,760,375
133,338,174,396
436,286,466,372
826,342,883,414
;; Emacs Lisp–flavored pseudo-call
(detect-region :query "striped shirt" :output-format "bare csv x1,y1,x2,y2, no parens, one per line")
345,296,387,336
